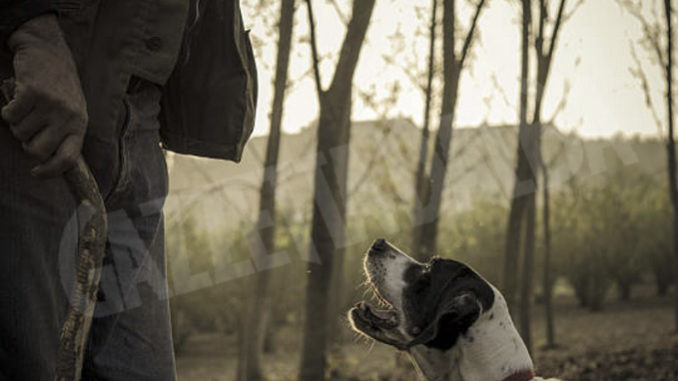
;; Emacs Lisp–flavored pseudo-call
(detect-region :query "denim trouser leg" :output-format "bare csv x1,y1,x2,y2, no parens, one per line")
0,114,76,381
81,82,175,381
0,79,175,381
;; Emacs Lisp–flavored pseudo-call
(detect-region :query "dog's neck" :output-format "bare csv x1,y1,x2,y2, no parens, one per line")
408,290,534,381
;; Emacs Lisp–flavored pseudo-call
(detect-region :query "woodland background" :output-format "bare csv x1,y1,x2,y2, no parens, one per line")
162,0,678,379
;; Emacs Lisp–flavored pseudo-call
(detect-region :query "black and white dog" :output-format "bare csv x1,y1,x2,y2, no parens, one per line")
348,239,558,381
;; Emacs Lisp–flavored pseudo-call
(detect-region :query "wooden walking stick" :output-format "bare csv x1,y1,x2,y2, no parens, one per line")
1,78,108,381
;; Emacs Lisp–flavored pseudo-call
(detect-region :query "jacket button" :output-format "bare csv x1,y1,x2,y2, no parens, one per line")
145,37,163,51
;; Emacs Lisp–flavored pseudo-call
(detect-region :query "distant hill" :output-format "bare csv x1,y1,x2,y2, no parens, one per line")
164,119,665,233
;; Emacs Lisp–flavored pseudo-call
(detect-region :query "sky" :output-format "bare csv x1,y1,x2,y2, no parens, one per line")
243,0,670,139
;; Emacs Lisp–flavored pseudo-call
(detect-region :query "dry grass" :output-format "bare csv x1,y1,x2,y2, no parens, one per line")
176,292,677,381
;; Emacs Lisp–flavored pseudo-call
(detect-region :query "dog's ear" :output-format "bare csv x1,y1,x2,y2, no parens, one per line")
402,259,494,351
411,292,481,351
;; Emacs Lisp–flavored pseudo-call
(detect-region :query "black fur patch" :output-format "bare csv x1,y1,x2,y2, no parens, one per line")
401,258,494,351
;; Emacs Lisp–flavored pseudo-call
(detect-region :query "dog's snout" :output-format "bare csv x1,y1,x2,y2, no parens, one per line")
370,238,387,254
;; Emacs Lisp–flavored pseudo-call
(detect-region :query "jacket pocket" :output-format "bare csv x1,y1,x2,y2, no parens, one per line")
104,97,132,204
81,96,130,206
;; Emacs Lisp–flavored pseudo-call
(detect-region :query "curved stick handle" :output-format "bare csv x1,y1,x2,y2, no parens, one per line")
56,157,107,381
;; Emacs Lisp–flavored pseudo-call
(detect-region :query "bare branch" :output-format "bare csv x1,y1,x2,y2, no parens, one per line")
458,0,487,67
629,42,664,136
305,0,324,97
545,79,572,123
545,0,568,66
490,72,513,109
561,0,584,23
619,0,667,66
536,0,547,59
327,0,348,26
421,0,439,129
380,53,427,92
648,24,666,67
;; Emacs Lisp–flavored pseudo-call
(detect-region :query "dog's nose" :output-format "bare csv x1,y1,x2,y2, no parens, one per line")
371,238,387,253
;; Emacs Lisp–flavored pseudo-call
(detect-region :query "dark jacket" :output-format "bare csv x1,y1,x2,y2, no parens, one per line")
0,0,257,162
0,0,54,38
160,0,258,161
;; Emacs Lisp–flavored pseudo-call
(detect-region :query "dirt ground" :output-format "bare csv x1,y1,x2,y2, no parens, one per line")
176,294,678,381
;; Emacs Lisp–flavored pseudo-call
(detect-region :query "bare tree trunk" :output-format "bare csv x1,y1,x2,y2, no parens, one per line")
412,0,438,257
327,113,351,344
298,2,376,380
503,0,532,312
519,187,536,353
237,1,295,379
532,1,562,349
541,160,556,348
415,0,486,261
664,0,678,332
507,1,567,336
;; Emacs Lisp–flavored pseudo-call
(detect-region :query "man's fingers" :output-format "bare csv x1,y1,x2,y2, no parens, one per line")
31,134,81,178
9,111,46,142
22,123,66,161
1,83,37,124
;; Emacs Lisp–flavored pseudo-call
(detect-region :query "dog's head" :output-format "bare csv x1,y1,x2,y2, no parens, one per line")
348,239,495,351
349,239,534,381
349,239,535,381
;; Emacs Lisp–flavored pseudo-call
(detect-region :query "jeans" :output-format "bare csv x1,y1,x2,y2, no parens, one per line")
0,78,176,381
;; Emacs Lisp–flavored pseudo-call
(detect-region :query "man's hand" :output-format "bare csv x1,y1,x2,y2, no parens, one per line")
2,14,87,177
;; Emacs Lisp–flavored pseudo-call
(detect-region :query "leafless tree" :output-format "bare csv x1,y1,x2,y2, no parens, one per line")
666,0,677,332
236,1,296,380
620,0,676,331
412,0,439,256
412,0,487,261
298,1,376,380
503,0,576,352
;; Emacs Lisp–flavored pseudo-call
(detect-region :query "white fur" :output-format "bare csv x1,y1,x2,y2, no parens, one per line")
402,286,535,381
364,243,414,313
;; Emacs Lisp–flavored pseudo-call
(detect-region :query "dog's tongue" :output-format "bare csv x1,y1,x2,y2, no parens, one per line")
370,307,395,320
357,301,397,323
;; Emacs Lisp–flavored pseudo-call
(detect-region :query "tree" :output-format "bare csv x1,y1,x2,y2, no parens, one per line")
502,0,534,348
412,0,487,261
621,0,677,331
639,182,673,296
298,1,376,380
412,0,439,257
665,1,677,331
539,98,573,348
541,156,555,348
236,1,296,380
503,0,574,352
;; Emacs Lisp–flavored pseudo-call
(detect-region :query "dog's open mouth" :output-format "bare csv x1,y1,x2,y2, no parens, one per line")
350,301,399,331
349,298,410,350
